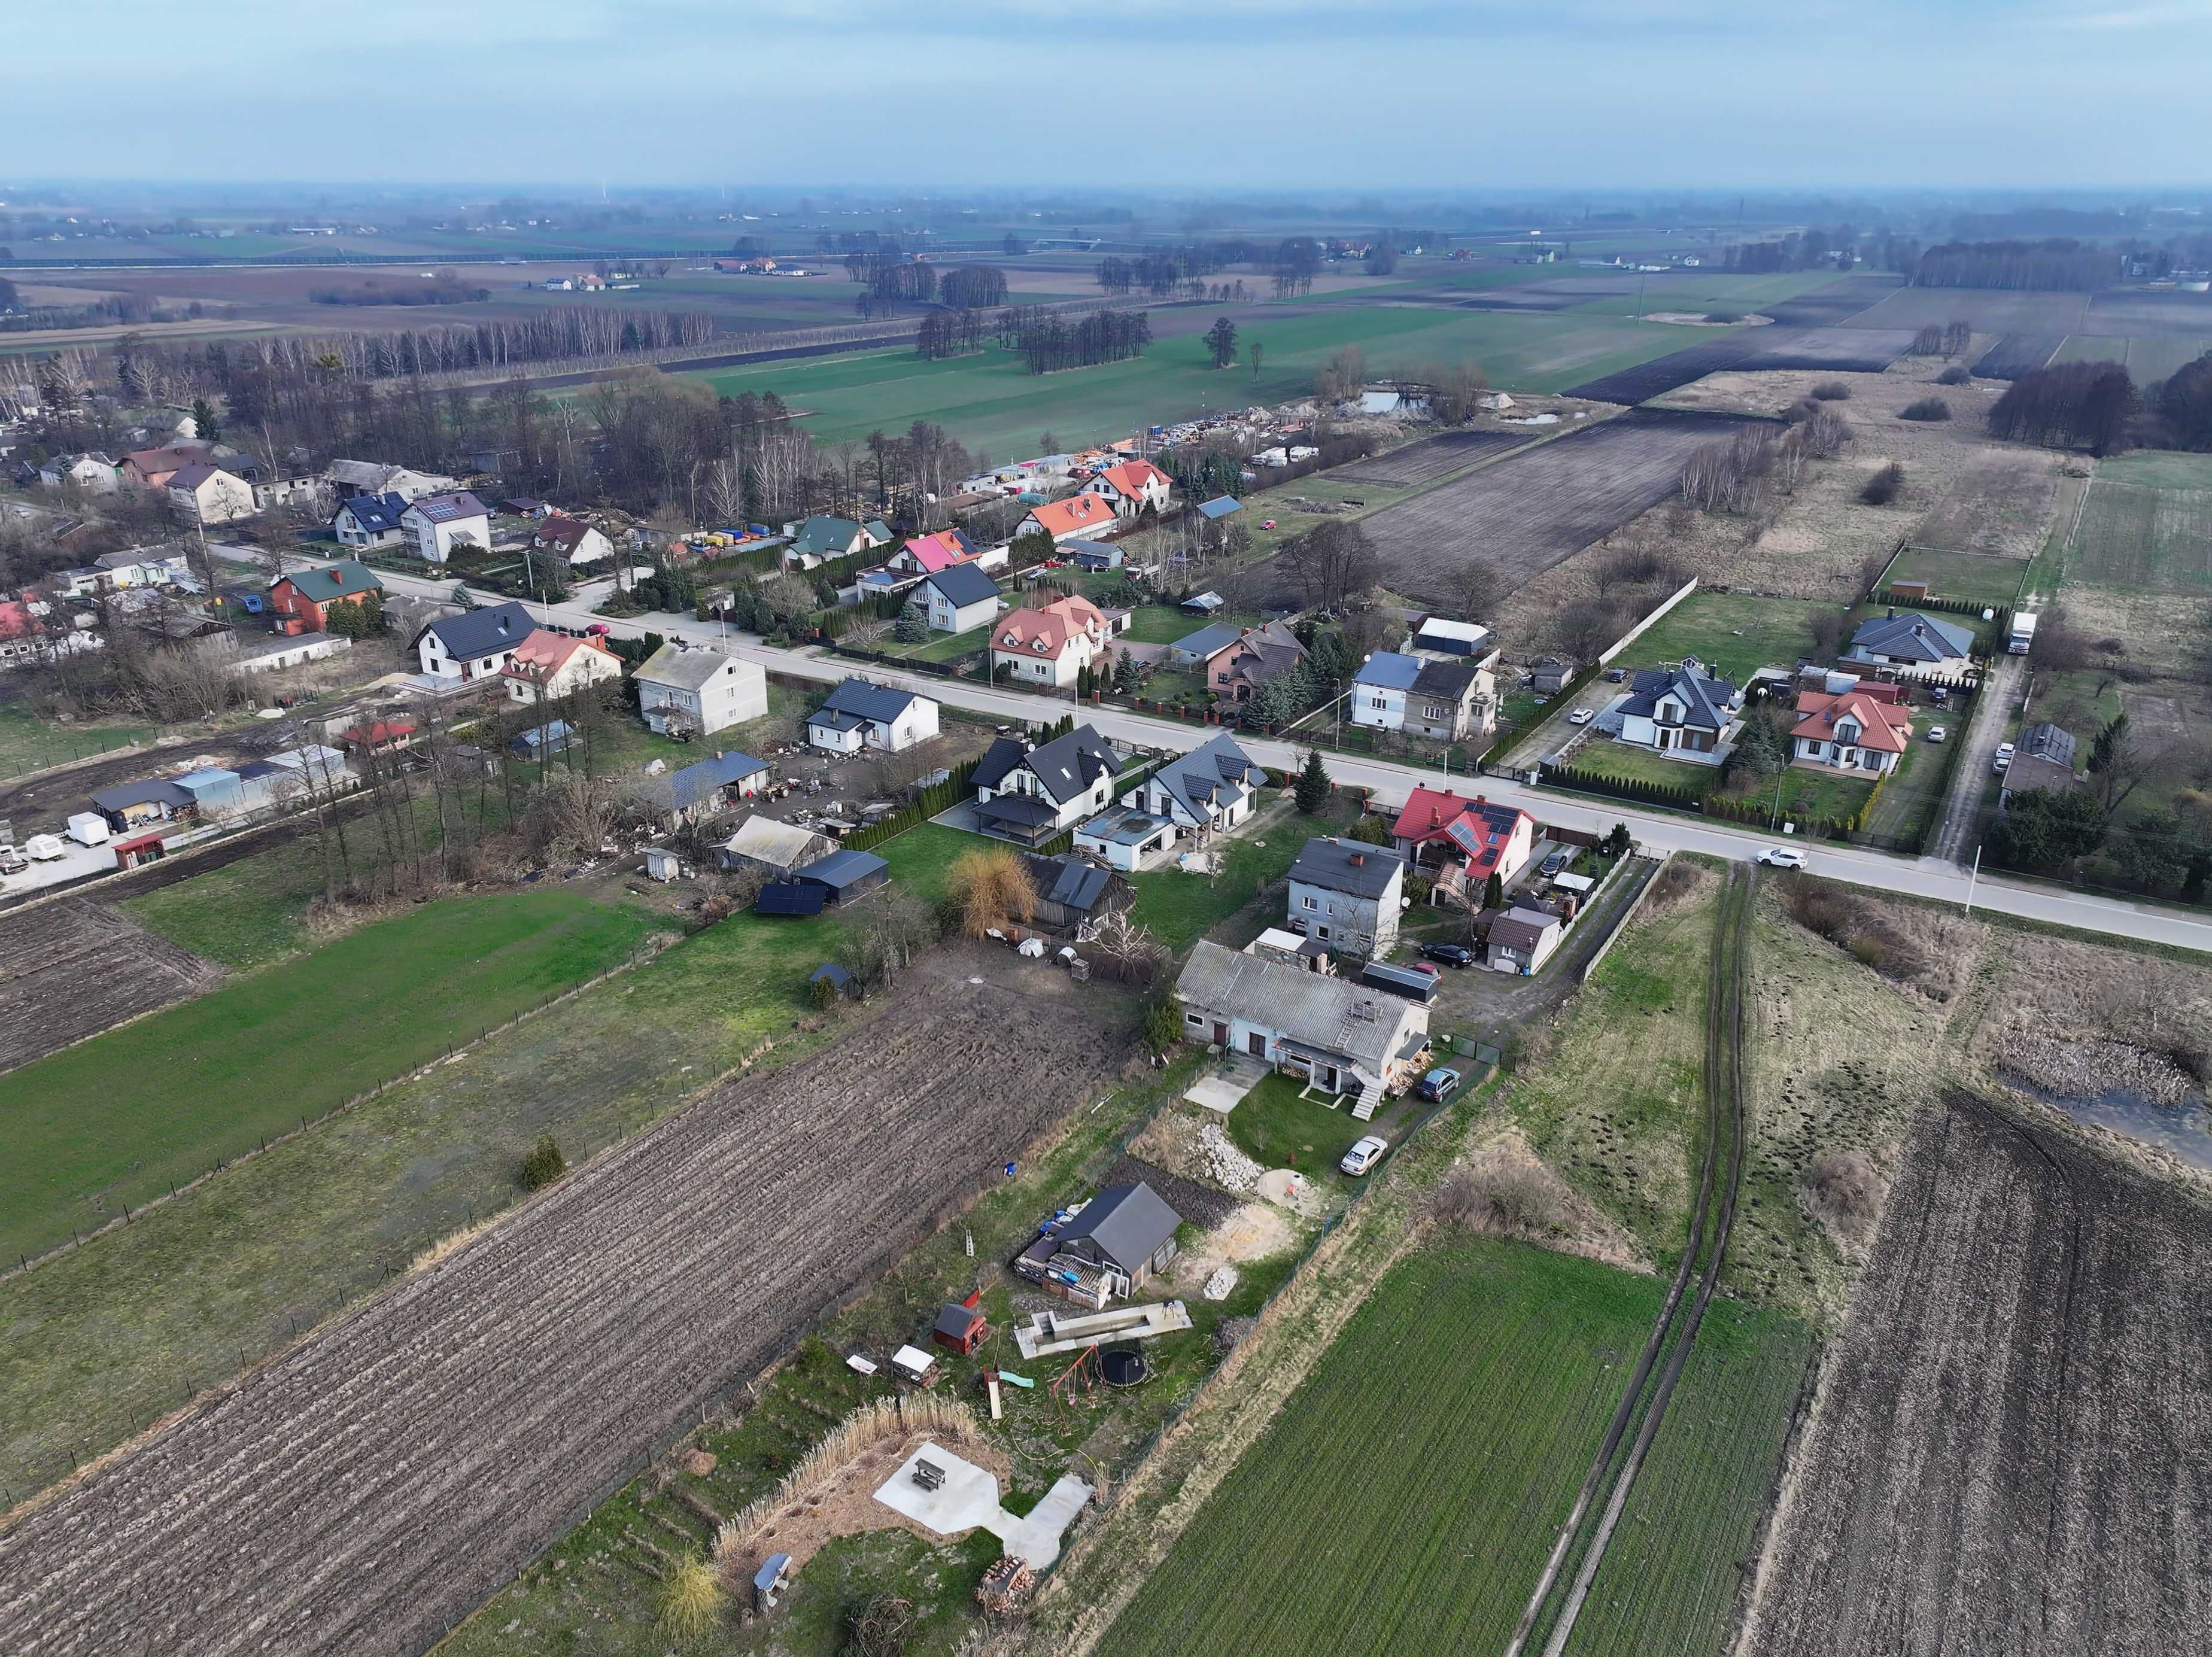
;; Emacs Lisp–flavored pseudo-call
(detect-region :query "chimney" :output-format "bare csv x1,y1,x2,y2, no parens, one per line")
1350,851,1365,866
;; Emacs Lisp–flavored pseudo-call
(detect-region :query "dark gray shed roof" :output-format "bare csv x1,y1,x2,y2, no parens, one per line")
794,847,890,891
1055,1182,1183,1275
1289,836,1405,900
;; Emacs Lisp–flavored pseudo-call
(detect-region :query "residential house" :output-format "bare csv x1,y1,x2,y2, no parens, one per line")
971,723,1120,844
631,750,770,828
1617,658,1740,761
715,816,834,877
910,561,1000,633
989,594,1111,689
119,443,213,490
1173,939,1431,1110
804,677,940,753
1020,853,1135,934
782,515,890,570
332,491,411,551
1392,787,1538,895
2001,722,2082,808
1078,460,1171,519
533,513,613,569
411,600,536,681
792,847,890,906
324,459,458,502
39,453,118,493
1017,1182,1183,1302
1843,610,1976,677
1016,493,1119,545
635,643,768,737
400,491,493,563
1485,904,1566,975
880,528,980,579
500,628,623,704
338,718,418,758
167,463,256,525
1287,836,1408,958
269,561,382,637
1351,650,1494,741
1790,682,1913,775
1132,731,1268,837
1350,651,1421,731
92,546,185,590
1201,621,1308,705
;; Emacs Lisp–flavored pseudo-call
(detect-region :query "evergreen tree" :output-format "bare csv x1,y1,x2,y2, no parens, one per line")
1295,748,1331,814
1483,872,1504,910
190,396,220,442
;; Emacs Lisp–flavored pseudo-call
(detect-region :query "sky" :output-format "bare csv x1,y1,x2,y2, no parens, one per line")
12,0,2211,191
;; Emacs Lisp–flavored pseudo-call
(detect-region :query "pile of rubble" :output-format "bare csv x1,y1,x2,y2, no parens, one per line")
1194,1122,1266,1194
2001,1030,2200,1109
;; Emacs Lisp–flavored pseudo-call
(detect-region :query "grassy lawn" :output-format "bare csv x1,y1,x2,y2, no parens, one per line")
891,621,991,664
2097,450,2212,492
120,828,338,969
689,308,1721,460
0,701,156,781
0,817,990,1494
1617,590,1842,685
1884,545,2029,609
1128,794,1350,951
1095,1238,1694,1656
1858,722,1953,847
0,890,667,1263
1115,603,1258,645
2068,473,2212,596
1224,1072,1368,1178
1563,737,1730,796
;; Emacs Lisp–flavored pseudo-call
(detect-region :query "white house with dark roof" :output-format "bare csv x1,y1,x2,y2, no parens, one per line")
635,643,768,737
1287,836,1408,958
1843,610,1976,677
411,601,535,680
1352,650,1492,741
804,677,940,753
971,723,1120,844
332,491,410,551
909,561,1001,633
1615,657,1740,761
400,491,493,564
1131,732,1268,835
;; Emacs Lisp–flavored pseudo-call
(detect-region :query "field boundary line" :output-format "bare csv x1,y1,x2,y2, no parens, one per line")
0,933,674,1289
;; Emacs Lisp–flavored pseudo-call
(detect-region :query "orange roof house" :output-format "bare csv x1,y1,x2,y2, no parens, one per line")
1081,459,1172,516
1020,494,1119,543
1790,685,1913,773
989,594,1111,686
500,628,623,703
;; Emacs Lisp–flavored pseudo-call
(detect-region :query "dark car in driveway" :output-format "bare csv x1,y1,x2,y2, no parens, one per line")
1415,1066,1462,1103
1418,942,1476,968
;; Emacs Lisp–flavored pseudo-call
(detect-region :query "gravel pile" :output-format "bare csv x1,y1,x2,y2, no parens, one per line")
2001,1030,2199,1108
1195,1123,1266,1194
1203,1266,1239,1302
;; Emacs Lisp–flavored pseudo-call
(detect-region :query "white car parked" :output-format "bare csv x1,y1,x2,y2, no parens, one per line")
1993,741,2015,774
1340,1135,1390,1176
1755,846,1807,869
1567,708,1594,726
1927,725,1947,743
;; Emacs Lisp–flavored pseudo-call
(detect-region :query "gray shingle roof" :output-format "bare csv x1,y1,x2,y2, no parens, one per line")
1620,661,1736,731
1288,837,1405,901
920,561,999,607
416,601,533,661
1174,941,1423,1072
1053,1182,1183,1275
1148,732,1264,822
813,677,923,726
1170,623,1244,659
1411,658,1479,700
1847,610,1974,664
979,724,1116,805
637,643,740,691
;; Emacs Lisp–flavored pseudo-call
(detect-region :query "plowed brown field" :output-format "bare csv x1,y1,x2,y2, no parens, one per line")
1744,1090,2212,1655
0,899,224,1073
0,963,1129,1657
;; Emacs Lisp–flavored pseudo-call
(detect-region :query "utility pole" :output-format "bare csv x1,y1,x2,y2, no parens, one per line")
1965,843,1982,916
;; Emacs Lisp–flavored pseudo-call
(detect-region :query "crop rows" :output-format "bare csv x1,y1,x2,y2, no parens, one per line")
1744,1091,2212,1655
0,899,223,1075
0,977,1123,1657
1326,428,1533,486
1970,333,2064,378
2072,478,2212,594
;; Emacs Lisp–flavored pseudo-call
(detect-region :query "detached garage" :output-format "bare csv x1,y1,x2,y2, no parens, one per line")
792,848,890,907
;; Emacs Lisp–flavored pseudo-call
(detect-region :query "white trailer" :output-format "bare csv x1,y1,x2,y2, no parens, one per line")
66,812,111,847
2009,610,2037,655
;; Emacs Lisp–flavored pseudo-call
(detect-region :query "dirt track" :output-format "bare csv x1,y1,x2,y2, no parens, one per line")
1743,1091,2212,1655
0,964,1129,1657
0,899,224,1072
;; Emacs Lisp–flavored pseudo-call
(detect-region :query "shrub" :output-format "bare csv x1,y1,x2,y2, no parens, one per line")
1704,310,1745,324
656,1556,725,1643
1430,1162,1568,1241
807,972,840,1009
519,1132,566,1190
1143,996,1183,1054
1936,364,1973,387
1810,381,1851,401
1805,1148,1883,1246
1899,397,1952,422
1861,461,1906,505
946,846,1038,938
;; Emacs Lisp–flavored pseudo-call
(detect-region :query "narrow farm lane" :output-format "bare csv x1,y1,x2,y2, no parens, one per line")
1928,650,2025,865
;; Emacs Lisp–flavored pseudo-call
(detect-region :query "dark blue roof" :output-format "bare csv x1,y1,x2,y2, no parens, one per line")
756,883,828,916
921,561,999,607
1195,495,1243,520
813,677,921,726
417,601,534,662
339,491,408,533
794,847,890,890
669,750,767,809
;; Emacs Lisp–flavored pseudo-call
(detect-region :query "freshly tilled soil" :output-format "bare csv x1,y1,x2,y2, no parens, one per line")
1743,1090,2212,1655
0,898,224,1073
0,974,1126,1656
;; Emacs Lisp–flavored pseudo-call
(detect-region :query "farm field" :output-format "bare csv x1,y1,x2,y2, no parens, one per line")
0,898,225,1075
688,306,1725,459
1326,426,1536,486
1093,1238,1675,1657
1743,1092,2212,1655
1904,448,2067,564
2067,475,2212,594
1970,333,2063,378
1757,272,1906,327
2096,449,2212,491
0,700,156,782
1353,407,1754,605
0,963,1132,1657
1882,543,2028,607
0,888,664,1263
1848,287,2096,336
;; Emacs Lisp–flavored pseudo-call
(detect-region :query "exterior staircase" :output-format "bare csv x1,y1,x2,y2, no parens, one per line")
1351,1075,1386,1121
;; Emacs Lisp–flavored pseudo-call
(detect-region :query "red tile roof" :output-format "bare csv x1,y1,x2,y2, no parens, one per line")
1791,689,1912,755
1090,460,1168,500
992,595,1107,661
500,628,610,682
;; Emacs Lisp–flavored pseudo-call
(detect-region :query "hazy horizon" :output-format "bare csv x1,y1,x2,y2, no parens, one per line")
14,0,2212,193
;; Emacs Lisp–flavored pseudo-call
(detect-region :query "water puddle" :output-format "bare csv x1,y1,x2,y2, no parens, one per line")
2007,1075,2212,1172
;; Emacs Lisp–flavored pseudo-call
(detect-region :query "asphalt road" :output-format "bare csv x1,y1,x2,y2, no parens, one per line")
263,553,2212,956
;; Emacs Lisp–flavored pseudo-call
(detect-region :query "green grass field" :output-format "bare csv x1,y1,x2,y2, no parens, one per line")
2069,476,2212,594
0,890,666,1262
1885,545,2029,608
2096,450,2212,491
2053,332,2210,385
0,702,156,781
1618,591,1841,685
1096,1238,1688,1657
689,307,1717,460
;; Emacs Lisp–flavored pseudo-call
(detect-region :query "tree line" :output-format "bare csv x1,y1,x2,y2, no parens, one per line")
1988,361,2138,455
1004,306,1150,375
1912,239,2115,292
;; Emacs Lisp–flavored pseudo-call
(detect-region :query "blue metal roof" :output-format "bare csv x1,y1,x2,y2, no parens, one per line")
1353,650,1422,690
794,847,889,890
1195,495,1243,520
668,750,767,810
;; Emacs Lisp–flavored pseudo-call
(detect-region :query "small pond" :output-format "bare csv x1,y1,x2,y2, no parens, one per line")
2008,1074,2212,1172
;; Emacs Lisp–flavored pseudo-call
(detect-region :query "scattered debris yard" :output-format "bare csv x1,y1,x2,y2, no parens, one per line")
0,898,224,1074
1744,1091,2212,1655
1354,408,1757,604
0,974,1128,1657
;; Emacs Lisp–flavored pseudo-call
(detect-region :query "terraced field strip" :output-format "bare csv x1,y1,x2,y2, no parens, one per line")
1515,865,1756,1657
0,979,1125,1657
2070,476,2212,594
1970,334,2064,378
